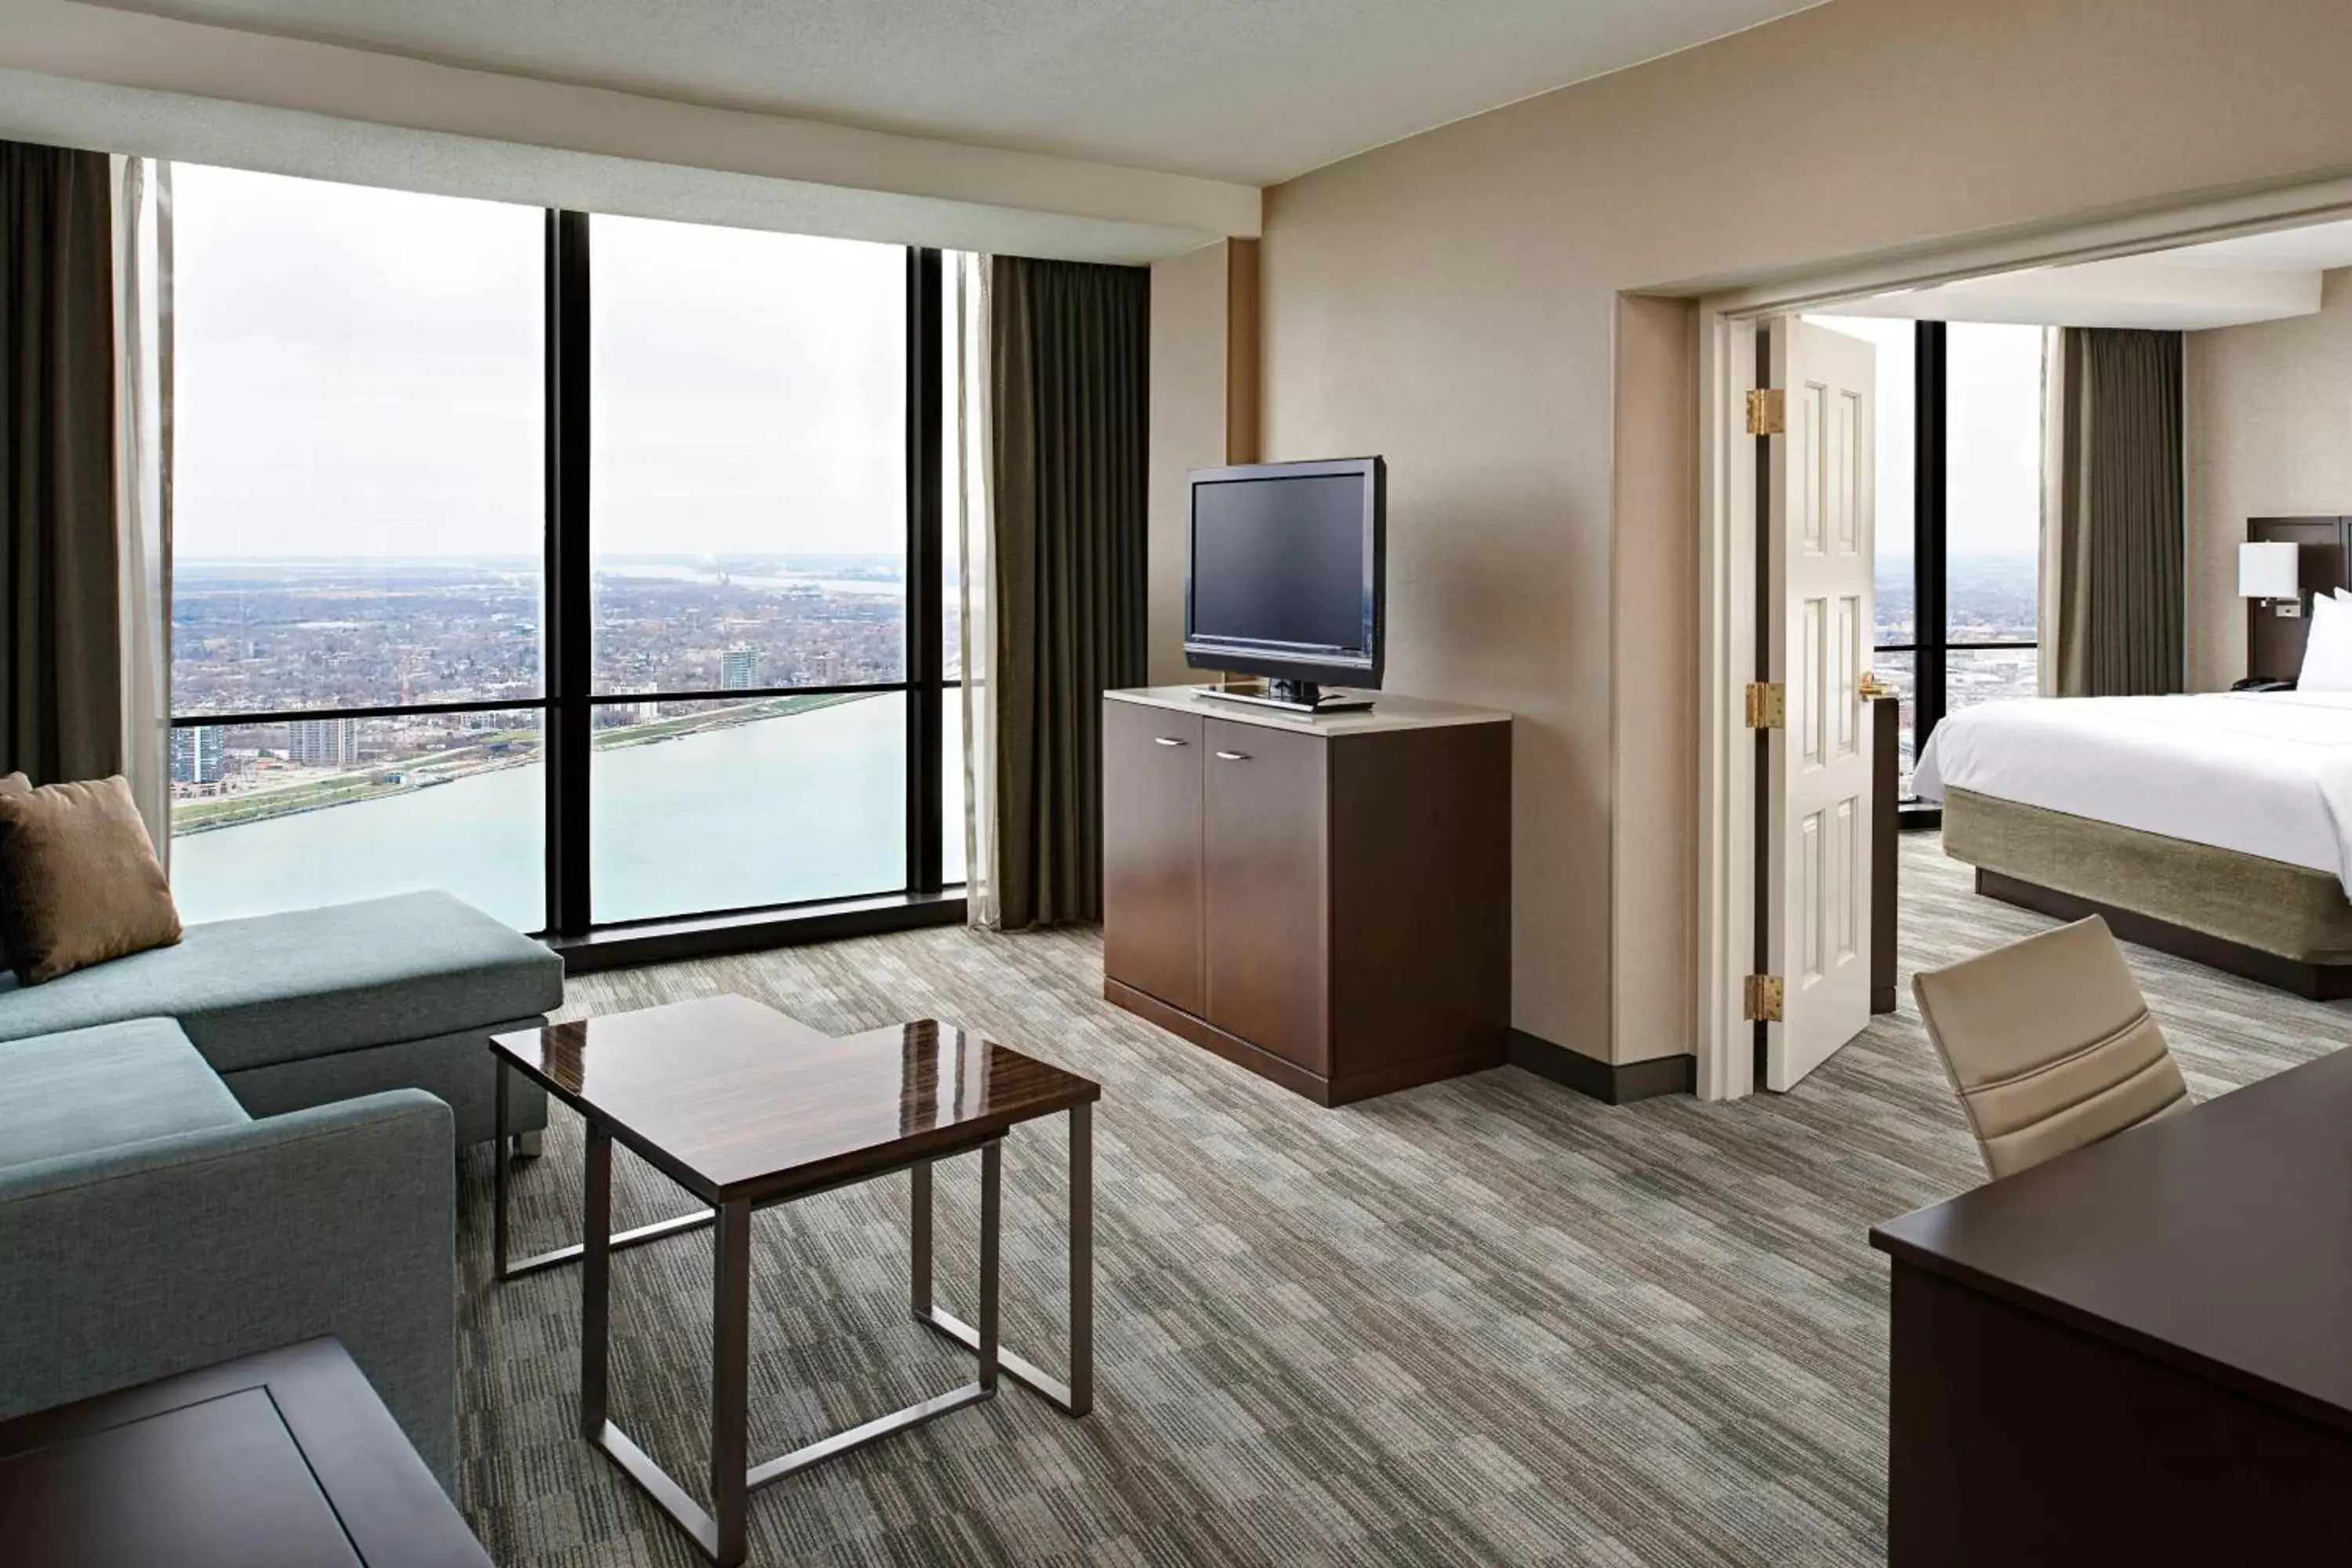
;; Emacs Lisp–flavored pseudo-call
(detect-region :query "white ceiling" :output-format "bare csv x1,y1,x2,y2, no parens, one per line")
2147,219,2352,272
87,0,1827,184
1839,217,2352,332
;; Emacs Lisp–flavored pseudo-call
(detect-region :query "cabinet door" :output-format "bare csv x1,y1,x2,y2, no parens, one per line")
1102,702,1204,1013
1203,718,1328,1073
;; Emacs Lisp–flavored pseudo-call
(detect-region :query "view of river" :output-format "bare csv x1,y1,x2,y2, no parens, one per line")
171,693,964,930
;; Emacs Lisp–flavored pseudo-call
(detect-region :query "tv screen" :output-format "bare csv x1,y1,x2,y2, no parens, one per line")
1185,458,1384,688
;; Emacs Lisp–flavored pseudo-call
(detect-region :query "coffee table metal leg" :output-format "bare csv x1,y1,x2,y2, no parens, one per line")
493,1060,510,1278
913,1104,1094,1416
582,1124,612,1435
909,1159,933,1318
712,1199,753,1566
1068,1101,1094,1417
979,1142,1001,1392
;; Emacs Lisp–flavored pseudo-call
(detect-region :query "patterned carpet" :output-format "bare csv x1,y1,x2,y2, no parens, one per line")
456,834,2352,1566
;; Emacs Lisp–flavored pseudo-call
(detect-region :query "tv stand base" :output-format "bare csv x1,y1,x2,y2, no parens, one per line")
1190,681,1374,713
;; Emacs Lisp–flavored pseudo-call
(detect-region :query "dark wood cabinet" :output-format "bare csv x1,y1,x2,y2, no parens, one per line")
1203,717,1329,1073
1102,702,1206,1014
1103,688,1511,1105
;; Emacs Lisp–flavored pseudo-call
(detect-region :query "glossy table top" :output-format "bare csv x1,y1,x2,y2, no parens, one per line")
1871,1044,2352,1435
492,995,1100,1203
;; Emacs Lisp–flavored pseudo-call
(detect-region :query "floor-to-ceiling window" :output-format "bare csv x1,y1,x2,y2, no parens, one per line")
169,166,548,928
1810,315,2048,809
167,166,956,940
585,216,909,924
1941,323,2045,727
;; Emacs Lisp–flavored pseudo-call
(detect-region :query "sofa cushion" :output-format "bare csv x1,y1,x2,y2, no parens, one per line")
0,1018,248,1170
0,891,564,1075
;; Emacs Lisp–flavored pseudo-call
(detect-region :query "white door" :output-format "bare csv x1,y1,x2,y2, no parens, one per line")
1762,318,1876,1091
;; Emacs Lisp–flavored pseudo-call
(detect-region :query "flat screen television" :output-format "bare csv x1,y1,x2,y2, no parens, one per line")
1184,456,1385,710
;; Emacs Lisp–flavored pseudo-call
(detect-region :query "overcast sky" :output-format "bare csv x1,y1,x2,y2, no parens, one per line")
1813,314,2047,560
172,163,906,561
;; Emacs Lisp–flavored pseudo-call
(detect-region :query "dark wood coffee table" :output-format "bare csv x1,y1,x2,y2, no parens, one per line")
0,1338,489,1568
489,994,1100,1567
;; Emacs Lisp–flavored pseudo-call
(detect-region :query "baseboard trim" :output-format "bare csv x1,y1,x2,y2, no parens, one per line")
553,891,967,975
1105,978,1507,1106
1506,1029,1693,1105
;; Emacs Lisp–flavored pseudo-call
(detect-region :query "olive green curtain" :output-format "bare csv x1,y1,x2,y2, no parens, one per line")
2052,327,2183,697
2,140,121,783
987,256,1149,929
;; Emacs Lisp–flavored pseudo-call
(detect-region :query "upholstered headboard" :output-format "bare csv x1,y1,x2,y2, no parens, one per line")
2247,515,2352,682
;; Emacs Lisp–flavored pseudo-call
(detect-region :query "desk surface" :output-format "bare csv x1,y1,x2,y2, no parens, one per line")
493,994,1099,1204
0,1338,488,1568
1871,1044,2352,1435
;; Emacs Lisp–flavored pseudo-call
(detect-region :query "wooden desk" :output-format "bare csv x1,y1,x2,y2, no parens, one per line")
0,1338,488,1568
1871,1047,2352,1565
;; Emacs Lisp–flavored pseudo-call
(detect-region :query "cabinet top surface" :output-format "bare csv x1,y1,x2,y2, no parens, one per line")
1107,685,1512,735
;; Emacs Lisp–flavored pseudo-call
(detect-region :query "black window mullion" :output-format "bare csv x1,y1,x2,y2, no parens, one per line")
546,209,593,937
1914,319,1949,757
906,248,945,895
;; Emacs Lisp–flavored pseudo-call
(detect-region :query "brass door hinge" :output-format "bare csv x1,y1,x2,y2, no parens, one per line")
1746,387,1786,436
1745,681,1785,730
1744,975,1784,1023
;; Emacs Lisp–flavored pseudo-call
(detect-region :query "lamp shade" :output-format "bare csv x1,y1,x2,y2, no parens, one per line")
2240,541,2302,600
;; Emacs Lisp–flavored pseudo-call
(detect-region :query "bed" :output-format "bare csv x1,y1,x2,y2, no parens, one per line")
1915,688,2352,998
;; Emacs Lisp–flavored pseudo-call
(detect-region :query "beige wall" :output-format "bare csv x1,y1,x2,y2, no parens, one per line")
1612,296,1700,1064
2185,269,2352,692
1147,241,1263,685
1149,245,1232,684
1234,0,2352,1064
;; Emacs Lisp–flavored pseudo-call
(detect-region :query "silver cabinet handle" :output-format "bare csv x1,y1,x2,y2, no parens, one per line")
1152,735,1188,747
1214,750,1250,761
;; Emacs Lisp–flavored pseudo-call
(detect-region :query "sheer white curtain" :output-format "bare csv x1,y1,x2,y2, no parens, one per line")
2037,325,2065,698
949,251,998,927
111,156,172,861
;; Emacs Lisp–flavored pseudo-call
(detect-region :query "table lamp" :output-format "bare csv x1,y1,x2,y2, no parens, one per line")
2240,541,2303,615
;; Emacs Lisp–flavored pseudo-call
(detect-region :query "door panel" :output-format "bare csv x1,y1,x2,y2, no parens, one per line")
1203,718,1328,1073
1102,702,1204,1014
1766,318,1877,1091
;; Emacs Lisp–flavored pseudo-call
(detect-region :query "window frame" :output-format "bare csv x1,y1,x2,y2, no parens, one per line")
168,198,961,960
1881,319,2042,826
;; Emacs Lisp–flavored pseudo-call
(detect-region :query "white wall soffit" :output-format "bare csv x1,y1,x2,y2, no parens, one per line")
0,0,1259,262
1831,258,2323,332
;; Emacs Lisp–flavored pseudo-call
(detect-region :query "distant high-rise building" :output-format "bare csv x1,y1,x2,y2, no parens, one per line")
720,644,759,691
288,717,358,768
170,725,224,785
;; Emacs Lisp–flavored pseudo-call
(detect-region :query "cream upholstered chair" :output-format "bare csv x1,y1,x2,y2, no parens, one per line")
1911,916,2194,1180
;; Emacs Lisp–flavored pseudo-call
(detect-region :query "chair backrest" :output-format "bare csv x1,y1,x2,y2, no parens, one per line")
1911,916,2193,1180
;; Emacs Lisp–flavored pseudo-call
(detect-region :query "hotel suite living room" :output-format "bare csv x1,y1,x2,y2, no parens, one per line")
15,1,2352,1564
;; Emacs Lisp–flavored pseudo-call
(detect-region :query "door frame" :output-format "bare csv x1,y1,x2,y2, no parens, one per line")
1691,170,2352,1101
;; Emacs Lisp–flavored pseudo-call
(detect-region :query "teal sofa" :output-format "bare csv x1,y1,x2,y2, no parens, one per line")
0,891,563,1489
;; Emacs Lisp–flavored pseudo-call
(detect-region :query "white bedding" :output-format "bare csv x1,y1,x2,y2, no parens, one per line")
1911,690,2352,894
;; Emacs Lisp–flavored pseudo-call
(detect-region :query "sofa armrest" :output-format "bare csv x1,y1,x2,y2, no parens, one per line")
0,1090,457,1489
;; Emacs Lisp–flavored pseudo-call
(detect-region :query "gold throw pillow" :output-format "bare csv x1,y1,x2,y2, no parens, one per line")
0,775,183,985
